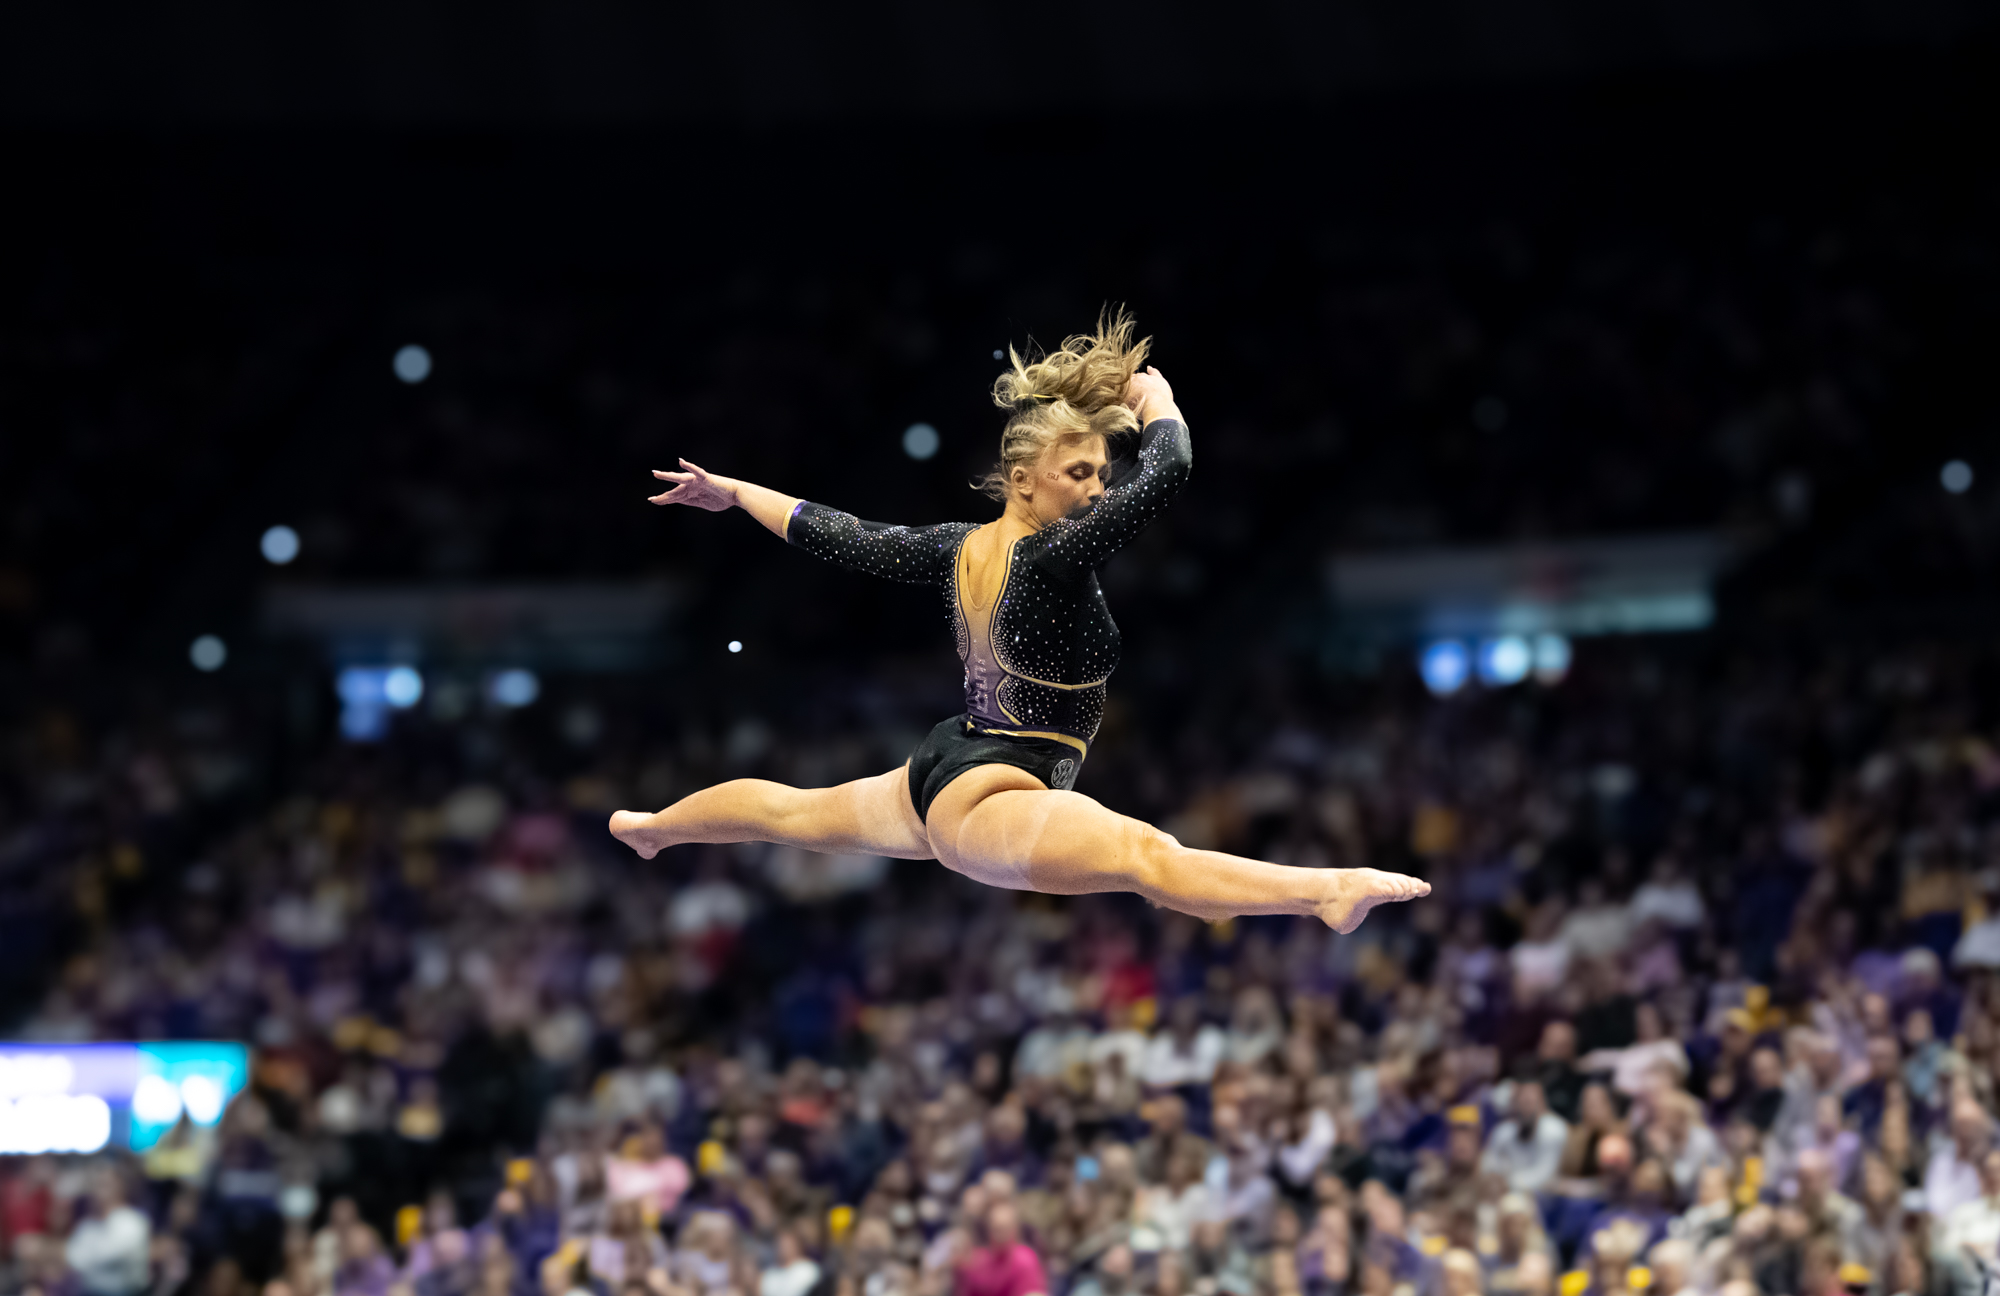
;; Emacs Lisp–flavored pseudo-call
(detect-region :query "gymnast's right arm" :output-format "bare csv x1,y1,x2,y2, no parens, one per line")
646,457,961,586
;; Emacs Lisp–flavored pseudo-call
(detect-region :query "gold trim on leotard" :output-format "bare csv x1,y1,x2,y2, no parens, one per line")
962,530,1108,697
966,722,1090,759
1001,671,1111,691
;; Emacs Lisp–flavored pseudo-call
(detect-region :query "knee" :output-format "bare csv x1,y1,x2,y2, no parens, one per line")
927,804,967,873
1122,820,1182,893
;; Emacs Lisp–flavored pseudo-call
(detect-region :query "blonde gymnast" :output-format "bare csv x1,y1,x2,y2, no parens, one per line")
610,310,1427,932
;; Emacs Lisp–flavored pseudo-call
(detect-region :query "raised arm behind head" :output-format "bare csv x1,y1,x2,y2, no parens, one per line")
977,306,1156,504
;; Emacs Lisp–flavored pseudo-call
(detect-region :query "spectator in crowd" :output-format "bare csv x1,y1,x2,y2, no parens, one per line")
63,1169,150,1296
955,1202,1047,1296
1483,1082,1569,1195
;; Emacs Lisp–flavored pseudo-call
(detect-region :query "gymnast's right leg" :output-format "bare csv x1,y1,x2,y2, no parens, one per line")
609,763,934,861
925,765,1429,932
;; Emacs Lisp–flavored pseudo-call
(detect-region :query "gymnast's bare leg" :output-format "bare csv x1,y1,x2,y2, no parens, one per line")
609,763,1427,933
609,762,934,861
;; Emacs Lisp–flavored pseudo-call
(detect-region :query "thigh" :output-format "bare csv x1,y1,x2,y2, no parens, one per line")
814,762,936,860
926,764,1145,893
924,764,1047,889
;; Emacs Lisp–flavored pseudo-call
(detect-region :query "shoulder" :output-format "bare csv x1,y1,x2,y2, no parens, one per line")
1016,512,1096,568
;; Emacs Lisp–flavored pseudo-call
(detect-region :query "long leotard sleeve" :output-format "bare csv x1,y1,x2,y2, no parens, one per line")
1020,418,1192,582
785,501,972,587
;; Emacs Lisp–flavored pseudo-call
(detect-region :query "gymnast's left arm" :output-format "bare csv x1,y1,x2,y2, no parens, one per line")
1029,365,1193,579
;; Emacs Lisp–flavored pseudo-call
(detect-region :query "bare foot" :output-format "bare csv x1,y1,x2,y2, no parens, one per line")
1316,868,1431,934
608,809,675,860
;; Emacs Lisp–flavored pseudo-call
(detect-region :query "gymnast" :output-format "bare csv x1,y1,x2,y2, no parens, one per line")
610,310,1428,932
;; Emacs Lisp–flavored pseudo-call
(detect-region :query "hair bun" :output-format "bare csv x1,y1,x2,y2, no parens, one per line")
977,307,1150,501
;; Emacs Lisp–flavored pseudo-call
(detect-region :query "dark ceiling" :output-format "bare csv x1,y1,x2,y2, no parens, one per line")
3,0,1995,126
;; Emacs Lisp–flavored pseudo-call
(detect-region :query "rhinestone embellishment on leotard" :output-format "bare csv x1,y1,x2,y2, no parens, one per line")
785,420,1193,750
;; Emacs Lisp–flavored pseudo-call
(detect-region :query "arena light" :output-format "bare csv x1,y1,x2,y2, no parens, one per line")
339,705,388,741
1418,640,1470,697
0,1043,249,1154
336,666,399,740
1943,460,1974,494
0,1095,112,1155
261,524,301,565
0,1053,75,1097
393,344,433,384
383,666,424,709
131,1074,183,1125
489,668,540,708
180,1074,226,1125
902,423,940,461
1477,635,1532,687
189,635,227,672
1533,633,1573,684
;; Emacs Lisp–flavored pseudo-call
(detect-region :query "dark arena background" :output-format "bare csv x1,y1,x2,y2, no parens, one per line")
5,5,2000,1296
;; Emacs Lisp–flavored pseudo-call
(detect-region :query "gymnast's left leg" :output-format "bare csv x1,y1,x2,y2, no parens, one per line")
924,765,1429,932
609,763,934,861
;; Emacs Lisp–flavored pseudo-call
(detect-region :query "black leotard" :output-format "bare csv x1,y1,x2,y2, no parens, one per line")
785,418,1192,759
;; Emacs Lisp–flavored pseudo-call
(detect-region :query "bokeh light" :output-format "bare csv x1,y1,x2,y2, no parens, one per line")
1533,633,1574,684
489,668,540,708
1419,640,1470,696
189,635,227,672
1477,635,1532,686
393,344,433,384
260,524,300,564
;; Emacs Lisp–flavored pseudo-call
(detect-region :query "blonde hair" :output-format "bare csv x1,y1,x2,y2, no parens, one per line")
976,306,1151,501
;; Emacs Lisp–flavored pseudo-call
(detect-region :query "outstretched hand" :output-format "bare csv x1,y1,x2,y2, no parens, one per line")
1122,365,1175,425
648,459,738,511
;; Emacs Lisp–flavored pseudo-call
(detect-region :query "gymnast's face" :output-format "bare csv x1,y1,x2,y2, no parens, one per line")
1015,435,1109,527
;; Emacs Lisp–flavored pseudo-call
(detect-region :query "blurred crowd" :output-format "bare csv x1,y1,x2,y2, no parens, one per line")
9,634,2000,1296
6,81,2000,1296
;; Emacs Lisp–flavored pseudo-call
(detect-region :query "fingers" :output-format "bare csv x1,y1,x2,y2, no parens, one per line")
650,465,698,505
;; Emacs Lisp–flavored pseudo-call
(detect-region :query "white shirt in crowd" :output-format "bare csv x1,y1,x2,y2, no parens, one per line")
1509,941,1571,999
1142,1025,1227,1089
1016,1021,1091,1080
65,1206,152,1296
1630,879,1707,930
1954,917,2000,970
760,1259,823,1296
1560,904,1635,959
1588,1038,1691,1097
1136,1180,1213,1253
1277,1108,1338,1189
1941,1195,2000,1258
1089,1026,1149,1079
1926,1144,1985,1219
1480,1112,1571,1195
